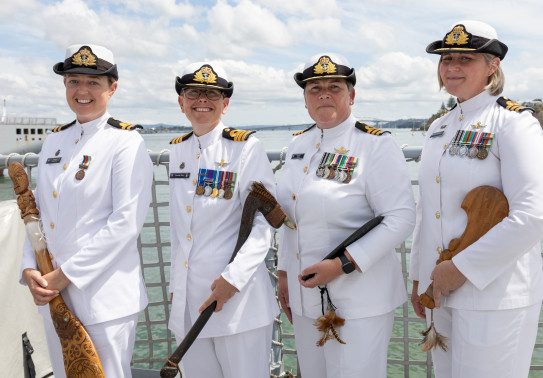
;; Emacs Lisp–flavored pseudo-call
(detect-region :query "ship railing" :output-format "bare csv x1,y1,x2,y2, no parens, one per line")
2,149,542,378
0,117,57,126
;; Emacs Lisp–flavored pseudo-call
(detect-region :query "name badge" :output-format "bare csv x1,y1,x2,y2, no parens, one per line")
430,131,445,138
46,157,62,164
170,173,190,179
291,153,305,159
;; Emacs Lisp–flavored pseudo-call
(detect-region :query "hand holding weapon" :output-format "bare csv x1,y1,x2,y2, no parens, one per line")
9,162,105,377
298,216,383,346
419,185,509,351
301,216,384,281
160,182,294,378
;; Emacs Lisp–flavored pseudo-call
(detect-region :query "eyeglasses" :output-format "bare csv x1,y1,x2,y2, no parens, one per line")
183,88,223,101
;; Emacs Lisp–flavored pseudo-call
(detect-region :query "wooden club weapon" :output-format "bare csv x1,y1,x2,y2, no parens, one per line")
9,162,105,377
160,182,294,378
418,185,509,351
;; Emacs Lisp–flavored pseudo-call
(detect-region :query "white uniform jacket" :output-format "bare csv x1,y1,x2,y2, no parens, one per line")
168,122,279,338
276,115,415,319
410,90,543,310
20,112,153,325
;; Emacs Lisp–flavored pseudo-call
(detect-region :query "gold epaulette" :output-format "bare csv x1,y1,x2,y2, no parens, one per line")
170,132,193,144
497,97,534,113
355,121,390,136
293,124,316,136
52,120,76,133
107,117,143,130
222,128,255,141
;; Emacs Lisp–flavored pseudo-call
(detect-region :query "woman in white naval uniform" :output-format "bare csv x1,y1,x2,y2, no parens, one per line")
168,62,279,378
410,21,543,378
19,44,153,377
276,53,415,377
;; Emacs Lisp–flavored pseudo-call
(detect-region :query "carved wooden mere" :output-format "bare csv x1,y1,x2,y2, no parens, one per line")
420,185,509,309
9,162,105,377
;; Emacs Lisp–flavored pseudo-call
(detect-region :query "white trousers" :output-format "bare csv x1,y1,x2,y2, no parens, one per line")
175,323,273,378
292,311,394,378
429,302,541,378
41,311,139,378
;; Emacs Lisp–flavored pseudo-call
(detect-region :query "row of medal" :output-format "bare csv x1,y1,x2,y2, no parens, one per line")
315,152,358,183
195,168,237,200
448,130,495,160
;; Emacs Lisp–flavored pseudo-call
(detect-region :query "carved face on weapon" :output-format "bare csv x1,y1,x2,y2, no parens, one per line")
8,163,29,195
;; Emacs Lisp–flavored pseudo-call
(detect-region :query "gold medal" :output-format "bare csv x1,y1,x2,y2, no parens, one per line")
210,188,219,198
195,186,205,195
477,149,488,160
75,170,85,180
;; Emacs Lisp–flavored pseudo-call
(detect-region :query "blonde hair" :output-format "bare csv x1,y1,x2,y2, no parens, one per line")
438,53,505,96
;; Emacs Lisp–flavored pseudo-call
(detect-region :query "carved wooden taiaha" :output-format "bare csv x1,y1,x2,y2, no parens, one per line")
9,162,105,377
160,182,294,378
419,185,509,351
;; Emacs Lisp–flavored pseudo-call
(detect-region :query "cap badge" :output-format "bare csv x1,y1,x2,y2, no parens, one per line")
445,25,470,46
193,66,217,84
314,56,336,75
71,47,97,67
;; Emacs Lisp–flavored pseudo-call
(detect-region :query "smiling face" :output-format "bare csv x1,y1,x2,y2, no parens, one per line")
303,78,355,129
439,52,499,103
64,74,117,123
178,88,229,136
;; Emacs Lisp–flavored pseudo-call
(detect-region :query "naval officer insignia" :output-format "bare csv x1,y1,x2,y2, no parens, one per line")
222,128,255,141
107,118,143,130
354,122,390,136
53,120,76,133
193,65,218,84
314,56,337,75
293,124,316,136
72,47,97,67
497,97,534,113
170,132,194,144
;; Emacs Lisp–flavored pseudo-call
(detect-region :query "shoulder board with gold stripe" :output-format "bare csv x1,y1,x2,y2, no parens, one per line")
497,97,534,113
355,121,390,136
52,120,76,133
222,128,255,142
107,117,143,130
293,124,316,136
170,132,193,144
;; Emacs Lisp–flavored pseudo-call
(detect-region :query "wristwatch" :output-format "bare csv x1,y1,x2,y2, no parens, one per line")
339,253,355,274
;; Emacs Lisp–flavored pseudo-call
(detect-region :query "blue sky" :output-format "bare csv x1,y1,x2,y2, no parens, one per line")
1,0,542,126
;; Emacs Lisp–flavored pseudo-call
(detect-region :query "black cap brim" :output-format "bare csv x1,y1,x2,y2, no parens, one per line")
175,76,234,98
53,62,119,81
293,68,356,89
426,39,508,60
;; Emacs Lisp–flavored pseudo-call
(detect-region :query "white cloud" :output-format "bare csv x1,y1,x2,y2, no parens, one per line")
1,0,542,126
254,0,340,18
203,0,292,58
